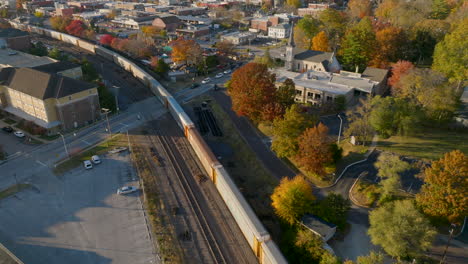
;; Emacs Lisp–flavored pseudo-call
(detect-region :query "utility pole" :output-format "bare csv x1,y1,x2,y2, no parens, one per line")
337,114,343,144
58,132,69,158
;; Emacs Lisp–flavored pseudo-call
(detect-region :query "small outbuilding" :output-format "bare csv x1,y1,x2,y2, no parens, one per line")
300,214,337,242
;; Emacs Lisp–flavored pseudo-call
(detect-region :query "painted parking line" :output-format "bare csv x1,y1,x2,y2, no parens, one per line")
36,160,47,167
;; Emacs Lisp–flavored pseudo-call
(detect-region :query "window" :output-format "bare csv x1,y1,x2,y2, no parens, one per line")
327,96,332,102
68,96,72,100
295,90,302,95
307,92,314,98
315,94,321,99
305,64,308,70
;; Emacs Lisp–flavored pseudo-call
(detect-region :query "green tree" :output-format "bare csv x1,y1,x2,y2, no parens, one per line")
154,58,169,75
81,59,98,82
432,18,468,84
397,69,458,124
286,0,302,8
368,200,436,259
313,193,351,231
0,8,9,18
29,42,48,56
97,84,117,112
409,29,437,65
254,48,275,68
374,153,410,199
431,0,450,19
369,96,421,137
318,9,347,50
339,17,376,71
386,0,432,29
344,98,374,144
295,15,321,49
320,253,341,264
48,48,67,61
356,251,384,264
347,0,372,19
416,150,468,224
276,78,295,110
271,105,315,158
271,175,316,225
295,229,325,261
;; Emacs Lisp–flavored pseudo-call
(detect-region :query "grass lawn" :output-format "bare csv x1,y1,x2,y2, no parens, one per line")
0,184,31,200
40,134,60,141
53,134,125,175
376,129,468,160
3,118,16,125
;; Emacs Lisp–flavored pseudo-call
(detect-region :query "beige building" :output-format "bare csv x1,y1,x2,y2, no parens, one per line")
0,48,56,69
0,67,100,134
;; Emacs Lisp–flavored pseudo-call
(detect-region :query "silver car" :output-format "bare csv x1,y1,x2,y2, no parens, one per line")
117,186,138,195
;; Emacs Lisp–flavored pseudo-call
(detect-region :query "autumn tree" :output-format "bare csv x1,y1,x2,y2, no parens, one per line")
375,0,399,20
271,175,315,225
294,16,320,49
228,63,277,122
276,78,295,110
416,150,468,224
50,16,72,32
388,60,415,94
295,229,326,262
369,96,422,137
99,34,115,45
344,98,374,144
374,153,410,199
170,38,202,66
396,68,458,123
311,31,330,52
413,19,450,41
154,58,170,75
215,40,235,56
318,9,347,50
339,17,376,72
386,0,432,29
295,123,333,176
286,0,301,8
356,251,385,264
141,25,161,37
271,104,315,158
368,200,436,259
312,192,351,230
371,26,407,68
347,0,372,19
431,0,450,19
65,20,86,36
432,18,468,84
255,48,275,68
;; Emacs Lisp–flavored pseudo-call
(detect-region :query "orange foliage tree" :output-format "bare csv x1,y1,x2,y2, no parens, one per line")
416,150,468,224
65,20,86,37
170,38,202,66
50,16,72,32
295,123,333,176
387,60,414,95
347,0,372,19
271,175,316,225
371,26,407,68
311,31,330,52
228,63,279,122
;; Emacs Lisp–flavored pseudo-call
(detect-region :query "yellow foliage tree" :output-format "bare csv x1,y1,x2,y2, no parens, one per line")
311,31,330,52
271,175,315,225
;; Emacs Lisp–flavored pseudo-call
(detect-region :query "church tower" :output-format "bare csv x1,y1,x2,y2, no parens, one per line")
285,22,295,71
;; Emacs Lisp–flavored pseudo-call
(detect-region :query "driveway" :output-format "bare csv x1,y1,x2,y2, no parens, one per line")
0,153,158,264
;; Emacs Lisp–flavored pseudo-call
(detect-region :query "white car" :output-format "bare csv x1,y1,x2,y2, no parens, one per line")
91,155,101,164
14,131,25,138
83,160,93,169
223,69,231,74
202,78,211,84
215,73,223,78
117,186,138,195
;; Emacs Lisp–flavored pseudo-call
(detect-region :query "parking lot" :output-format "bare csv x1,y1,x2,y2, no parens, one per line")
0,152,157,264
0,124,39,159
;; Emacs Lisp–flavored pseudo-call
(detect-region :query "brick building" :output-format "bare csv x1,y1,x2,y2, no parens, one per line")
0,28,31,51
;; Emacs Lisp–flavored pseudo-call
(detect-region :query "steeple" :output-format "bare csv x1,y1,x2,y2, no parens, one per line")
285,22,295,71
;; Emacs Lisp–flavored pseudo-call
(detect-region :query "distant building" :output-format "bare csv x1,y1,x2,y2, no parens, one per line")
32,61,83,80
250,16,278,32
177,15,212,25
298,3,336,17
0,49,56,69
152,15,181,32
301,214,337,242
0,67,101,133
56,7,74,17
112,15,156,30
176,25,210,38
0,28,31,51
171,7,206,16
268,23,291,39
220,31,256,45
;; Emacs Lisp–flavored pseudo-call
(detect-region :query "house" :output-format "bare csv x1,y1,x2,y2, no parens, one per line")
250,16,278,32
268,23,291,39
176,25,210,38
220,31,256,45
301,214,337,242
0,28,31,51
298,3,337,17
152,15,181,32
0,67,101,133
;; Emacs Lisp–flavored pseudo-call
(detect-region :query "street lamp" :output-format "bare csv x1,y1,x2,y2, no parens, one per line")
337,114,343,144
101,108,112,137
57,132,69,158
440,224,457,264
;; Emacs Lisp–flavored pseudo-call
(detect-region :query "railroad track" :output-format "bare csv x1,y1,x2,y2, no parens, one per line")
149,127,227,264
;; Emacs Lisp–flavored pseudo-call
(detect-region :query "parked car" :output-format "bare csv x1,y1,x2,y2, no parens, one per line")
83,160,93,169
13,131,25,138
223,69,231,74
215,73,223,78
117,186,138,195
91,155,101,164
2,126,13,133
190,83,200,89
202,78,211,84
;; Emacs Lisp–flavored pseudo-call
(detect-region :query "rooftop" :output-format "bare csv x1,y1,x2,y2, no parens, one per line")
301,214,336,241
0,67,96,100
362,67,389,83
0,28,29,38
0,49,56,69
32,61,81,74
